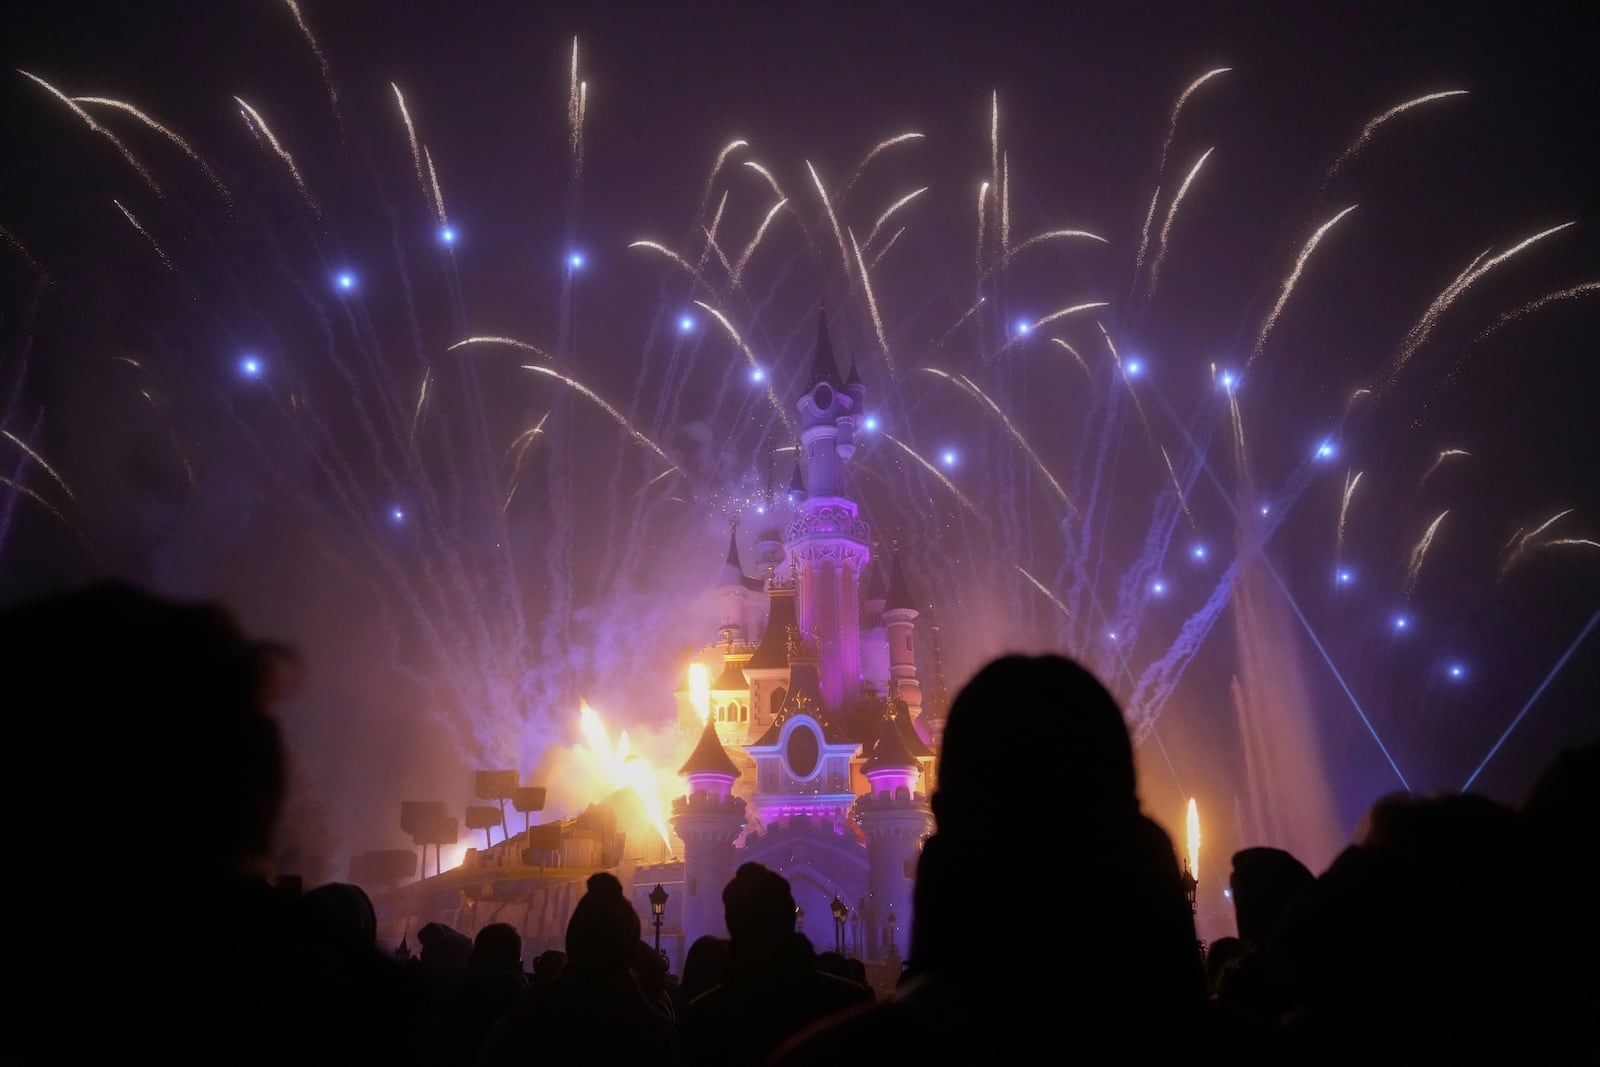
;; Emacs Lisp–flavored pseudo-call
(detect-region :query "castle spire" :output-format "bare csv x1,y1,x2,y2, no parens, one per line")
805,304,843,391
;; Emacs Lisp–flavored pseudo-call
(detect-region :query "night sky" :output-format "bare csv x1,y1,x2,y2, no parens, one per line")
3,2,1596,881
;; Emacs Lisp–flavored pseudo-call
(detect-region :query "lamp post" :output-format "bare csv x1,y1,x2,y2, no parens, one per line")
649,883,668,955
1179,860,1205,961
830,895,848,955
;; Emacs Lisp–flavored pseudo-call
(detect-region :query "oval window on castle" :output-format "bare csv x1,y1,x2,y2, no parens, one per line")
785,724,820,778
813,382,833,410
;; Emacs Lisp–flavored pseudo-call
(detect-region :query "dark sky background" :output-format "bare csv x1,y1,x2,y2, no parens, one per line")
2,1,1595,883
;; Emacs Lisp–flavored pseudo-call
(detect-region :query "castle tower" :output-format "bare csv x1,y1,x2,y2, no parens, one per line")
714,523,765,649
788,307,870,709
881,548,924,722
853,694,933,959
671,717,747,945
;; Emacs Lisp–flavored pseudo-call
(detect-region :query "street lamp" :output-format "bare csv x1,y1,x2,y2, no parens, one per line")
649,883,668,955
830,895,848,954
1179,860,1205,961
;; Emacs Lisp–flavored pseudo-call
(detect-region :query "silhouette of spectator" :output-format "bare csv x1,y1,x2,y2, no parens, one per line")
1205,847,1313,1047
1203,935,1243,997
1272,790,1541,1057
0,581,427,1061
530,947,567,987
301,881,380,949
419,922,529,1066
814,951,873,999
1520,742,1598,1050
635,938,680,1020
680,862,875,1066
680,934,730,1005
770,653,1206,1063
476,872,685,1065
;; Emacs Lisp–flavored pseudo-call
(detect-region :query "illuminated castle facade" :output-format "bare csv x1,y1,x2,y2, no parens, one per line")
656,309,944,960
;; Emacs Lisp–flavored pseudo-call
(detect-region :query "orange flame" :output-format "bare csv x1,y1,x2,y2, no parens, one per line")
1185,797,1201,882
579,699,675,856
688,662,712,724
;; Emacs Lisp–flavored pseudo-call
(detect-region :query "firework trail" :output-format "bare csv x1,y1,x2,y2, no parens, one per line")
839,132,924,200
448,336,553,359
882,432,979,517
521,364,681,475
1017,565,1071,618
1404,509,1449,599
1336,469,1362,560
281,0,343,133
1473,281,1600,343
1144,147,1214,299
806,161,852,286
0,429,75,502
921,368,1071,508
1500,509,1577,578
865,188,927,250
1322,90,1470,190
1158,67,1231,179
19,71,164,200
73,96,233,204
112,199,176,273
1248,205,1358,366
1418,449,1469,487
391,84,428,197
1377,222,1576,394
733,198,789,283
234,97,320,218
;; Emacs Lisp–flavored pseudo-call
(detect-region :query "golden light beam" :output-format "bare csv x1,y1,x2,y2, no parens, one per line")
449,336,551,359
1146,147,1214,297
1324,90,1470,188
233,96,320,218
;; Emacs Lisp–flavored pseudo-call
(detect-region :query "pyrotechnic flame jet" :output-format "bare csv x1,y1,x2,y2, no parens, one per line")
578,699,675,856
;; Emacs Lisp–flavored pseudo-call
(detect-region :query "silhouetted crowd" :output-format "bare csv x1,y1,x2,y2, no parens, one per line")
4,582,1594,1064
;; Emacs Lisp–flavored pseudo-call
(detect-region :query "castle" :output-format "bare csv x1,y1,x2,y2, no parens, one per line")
371,308,944,979
648,306,945,962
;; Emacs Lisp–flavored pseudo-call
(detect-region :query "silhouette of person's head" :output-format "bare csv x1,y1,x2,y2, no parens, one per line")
932,653,1137,845
722,862,797,952
564,872,641,978
1229,846,1313,948
417,921,473,971
471,922,524,972
680,934,729,1002
531,948,567,983
302,881,379,948
0,581,297,883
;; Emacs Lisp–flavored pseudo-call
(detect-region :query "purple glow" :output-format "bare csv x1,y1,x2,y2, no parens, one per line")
1392,613,1411,632
1014,319,1032,336
1125,357,1145,377
389,506,405,524
863,416,878,431
941,449,957,467
1151,579,1167,595
1315,438,1336,460
1448,662,1466,680
678,314,695,333
567,251,585,269
750,366,765,382
335,270,356,291
1191,543,1208,561
1336,568,1354,585
439,226,456,245
239,355,262,378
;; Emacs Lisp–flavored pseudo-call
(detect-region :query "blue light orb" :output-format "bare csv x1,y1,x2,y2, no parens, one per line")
678,314,696,333
941,450,958,468
1447,662,1466,680
1219,369,1238,391
1107,631,1119,642
756,505,766,515
335,271,356,292
1336,568,1354,585
1191,544,1208,561
863,416,879,432
567,251,585,270
1014,319,1032,337
1315,439,1336,460
439,226,456,246
750,367,765,383
389,507,405,524
239,355,262,378
1151,579,1167,596
1392,614,1411,632
1125,358,1145,378
1259,504,1271,516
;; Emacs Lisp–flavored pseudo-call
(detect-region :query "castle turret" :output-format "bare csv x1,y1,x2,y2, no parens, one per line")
713,523,765,649
788,307,871,709
672,718,747,944
853,694,933,960
881,548,923,722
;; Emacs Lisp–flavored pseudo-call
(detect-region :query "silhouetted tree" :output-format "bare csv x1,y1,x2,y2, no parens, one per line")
476,770,518,841
467,805,502,850
402,801,456,877
512,786,547,834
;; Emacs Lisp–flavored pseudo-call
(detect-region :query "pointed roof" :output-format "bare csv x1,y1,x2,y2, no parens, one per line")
718,525,747,588
788,459,805,497
863,695,926,773
754,660,851,745
805,305,843,391
845,353,864,389
678,716,740,778
711,656,749,692
745,586,798,670
884,548,918,613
